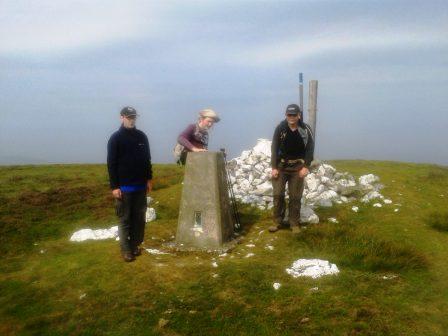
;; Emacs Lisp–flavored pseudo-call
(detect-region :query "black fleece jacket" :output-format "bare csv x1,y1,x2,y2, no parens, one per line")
107,126,152,189
271,120,314,168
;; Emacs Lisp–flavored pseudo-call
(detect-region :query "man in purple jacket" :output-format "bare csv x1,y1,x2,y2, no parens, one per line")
175,109,220,165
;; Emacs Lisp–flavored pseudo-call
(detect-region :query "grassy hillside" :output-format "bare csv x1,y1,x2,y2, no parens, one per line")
0,161,447,335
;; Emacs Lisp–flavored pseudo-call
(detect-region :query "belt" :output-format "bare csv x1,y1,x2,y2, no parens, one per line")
280,158,305,164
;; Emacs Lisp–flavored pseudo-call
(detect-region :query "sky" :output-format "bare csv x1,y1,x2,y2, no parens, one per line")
0,0,447,166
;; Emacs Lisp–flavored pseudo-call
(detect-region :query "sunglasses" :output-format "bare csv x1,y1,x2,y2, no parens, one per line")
286,114,299,117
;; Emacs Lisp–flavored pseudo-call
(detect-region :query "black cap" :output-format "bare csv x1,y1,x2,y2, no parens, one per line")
120,106,138,117
285,104,301,115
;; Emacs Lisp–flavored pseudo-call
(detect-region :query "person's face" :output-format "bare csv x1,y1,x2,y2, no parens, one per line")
199,117,215,130
286,113,299,125
121,115,137,128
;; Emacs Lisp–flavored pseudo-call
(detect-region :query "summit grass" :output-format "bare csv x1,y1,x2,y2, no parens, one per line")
0,161,447,335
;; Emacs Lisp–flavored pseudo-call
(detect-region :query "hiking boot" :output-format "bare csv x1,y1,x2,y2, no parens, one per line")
291,226,301,234
122,252,135,262
268,224,280,233
132,247,142,256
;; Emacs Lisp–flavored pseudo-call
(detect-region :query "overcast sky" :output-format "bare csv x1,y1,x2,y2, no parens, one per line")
1,0,447,165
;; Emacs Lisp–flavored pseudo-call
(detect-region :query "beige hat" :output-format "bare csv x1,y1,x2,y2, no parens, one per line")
199,109,220,122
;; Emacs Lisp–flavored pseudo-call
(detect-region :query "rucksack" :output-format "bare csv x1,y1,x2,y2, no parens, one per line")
173,143,185,160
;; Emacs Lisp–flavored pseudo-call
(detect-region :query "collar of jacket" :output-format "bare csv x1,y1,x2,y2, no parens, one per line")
119,125,137,132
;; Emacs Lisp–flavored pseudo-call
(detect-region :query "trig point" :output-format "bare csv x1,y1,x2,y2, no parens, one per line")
176,151,235,250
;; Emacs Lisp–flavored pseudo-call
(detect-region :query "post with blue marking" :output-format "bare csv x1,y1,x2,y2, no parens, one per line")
299,73,304,113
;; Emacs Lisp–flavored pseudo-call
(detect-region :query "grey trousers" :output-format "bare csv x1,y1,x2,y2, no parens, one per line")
272,169,305,227
115,190,147,253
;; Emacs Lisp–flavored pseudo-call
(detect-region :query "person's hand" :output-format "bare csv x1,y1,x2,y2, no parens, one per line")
192,147,207,152
147,180,153,193
112,188,122,199
271,168,279,179
298,167,309,178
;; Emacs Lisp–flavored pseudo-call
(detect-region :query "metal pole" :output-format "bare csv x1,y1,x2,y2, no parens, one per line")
299,73,303,112
308,80,318,137
220,149,241,231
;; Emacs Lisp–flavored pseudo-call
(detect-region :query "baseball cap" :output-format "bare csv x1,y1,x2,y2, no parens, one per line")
120,106,138,117
285,104,301,115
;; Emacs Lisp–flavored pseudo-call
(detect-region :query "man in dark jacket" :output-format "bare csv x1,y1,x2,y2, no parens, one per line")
107,106,153,262
270,104,314,234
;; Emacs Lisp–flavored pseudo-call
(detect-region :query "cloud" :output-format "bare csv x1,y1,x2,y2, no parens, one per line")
231,20,448,66
0,0,167,56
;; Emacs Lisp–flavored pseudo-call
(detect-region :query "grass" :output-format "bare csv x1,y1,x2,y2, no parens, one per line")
0,161,448,335
427,211,448,232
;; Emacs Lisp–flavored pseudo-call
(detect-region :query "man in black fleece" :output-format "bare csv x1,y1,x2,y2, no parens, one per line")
107,107,153,262
270,104,314,234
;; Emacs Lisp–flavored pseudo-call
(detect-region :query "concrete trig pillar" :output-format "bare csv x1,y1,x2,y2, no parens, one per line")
176,151,235,250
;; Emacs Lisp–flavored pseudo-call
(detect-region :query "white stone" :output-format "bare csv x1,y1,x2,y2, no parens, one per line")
286,259,339,279
305,174,319,192
273,282,281,290
336,179,358,196
359,174,380,185
252,139,272,157
318,199,333,207
301,206,319,224
373,203,382,208
146,207,156,222
352,206,359,212
317,190,339,201
252,181,273,196
70,226,119,242
361,191,384,203
328,217,339,223
144,248,171,255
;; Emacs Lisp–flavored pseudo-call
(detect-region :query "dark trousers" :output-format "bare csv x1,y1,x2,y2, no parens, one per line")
272,168,305,227
115,190,147,253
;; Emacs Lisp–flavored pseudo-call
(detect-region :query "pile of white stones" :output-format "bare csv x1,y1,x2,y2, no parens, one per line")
227,139,389,224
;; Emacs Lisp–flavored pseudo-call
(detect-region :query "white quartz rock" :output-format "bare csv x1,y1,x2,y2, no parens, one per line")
301,206,319,224
146,208,156,222
286,259,339,279
361,191,384,203
70,226,118,242
359,174,380,185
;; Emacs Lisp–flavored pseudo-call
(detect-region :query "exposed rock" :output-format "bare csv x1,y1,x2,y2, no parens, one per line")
70,226,118,242
146,208,156,222
286,259,339,279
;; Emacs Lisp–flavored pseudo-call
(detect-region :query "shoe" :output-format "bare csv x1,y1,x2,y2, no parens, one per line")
122,252,135,262
291,226,301,234
269,224,280,233
132,247,142,256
